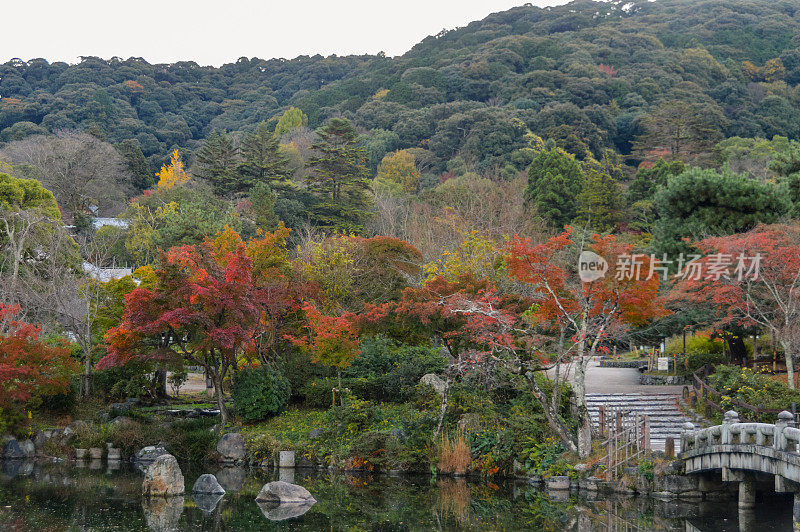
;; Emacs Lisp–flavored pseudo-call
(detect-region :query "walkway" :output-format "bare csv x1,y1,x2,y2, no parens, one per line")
550,358,693,451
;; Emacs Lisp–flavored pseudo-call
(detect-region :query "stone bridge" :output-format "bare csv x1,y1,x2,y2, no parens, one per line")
680,409,800,516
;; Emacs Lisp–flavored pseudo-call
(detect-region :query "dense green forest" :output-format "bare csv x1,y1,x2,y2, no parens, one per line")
2,0,800,174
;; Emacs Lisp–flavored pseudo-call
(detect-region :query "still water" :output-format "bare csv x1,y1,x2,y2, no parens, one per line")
0,460,795,531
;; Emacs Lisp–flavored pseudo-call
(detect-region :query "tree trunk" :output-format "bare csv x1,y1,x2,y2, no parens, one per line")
433,376,450,439
573,356,593,459
337,368,344,406
525,372,577,453
571,315,593,459
82,347,92,398
211,366,229,426
781,340,796,390
153,367,168,399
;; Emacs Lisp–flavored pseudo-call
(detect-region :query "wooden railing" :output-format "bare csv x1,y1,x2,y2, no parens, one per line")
598,405,650,480
690,364,785,422
681,410,799,454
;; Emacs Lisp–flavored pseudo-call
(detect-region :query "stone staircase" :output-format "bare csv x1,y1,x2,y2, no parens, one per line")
585,393,695,452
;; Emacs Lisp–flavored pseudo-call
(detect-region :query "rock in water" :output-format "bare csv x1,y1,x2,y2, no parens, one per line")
2,438,25,459
135,444,170,464
255,481,316,504
142,454,185,497
215,466,245,492
192,474,225,494
216,433,245,462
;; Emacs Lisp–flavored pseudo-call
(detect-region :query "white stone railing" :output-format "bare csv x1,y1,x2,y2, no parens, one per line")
681,410,798,454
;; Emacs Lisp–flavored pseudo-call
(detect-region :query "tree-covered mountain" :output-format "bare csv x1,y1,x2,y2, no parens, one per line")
2,0,800,176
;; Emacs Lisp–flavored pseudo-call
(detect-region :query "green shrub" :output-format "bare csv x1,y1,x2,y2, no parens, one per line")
683,351,726,373
300,377,341,408
325,397,380,432
344,336,446,402
40,378,78,413
92,362,151,400
708,365,800,417
277,348,330,401
517,436,572,478
109,419,146,457
164,418,218,460
232,366,291,422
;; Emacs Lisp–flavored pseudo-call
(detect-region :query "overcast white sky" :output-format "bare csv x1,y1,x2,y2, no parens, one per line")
2,0,569,66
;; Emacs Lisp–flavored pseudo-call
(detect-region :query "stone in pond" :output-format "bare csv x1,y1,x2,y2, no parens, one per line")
142,454,185,497
215,466,245,492
142,495,184,532
135,444,170,463
192,474,225,494
255,481,316,504
193,492,224,514
216,433,245,462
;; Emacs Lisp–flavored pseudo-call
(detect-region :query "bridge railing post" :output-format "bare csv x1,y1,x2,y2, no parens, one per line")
722,410,739,444
680,422,695,453
775,410,794,452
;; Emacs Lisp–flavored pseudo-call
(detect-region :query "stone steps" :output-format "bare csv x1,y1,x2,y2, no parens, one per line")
586,393,692,452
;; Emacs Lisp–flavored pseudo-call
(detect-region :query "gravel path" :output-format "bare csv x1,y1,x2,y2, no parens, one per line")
549,358,687,395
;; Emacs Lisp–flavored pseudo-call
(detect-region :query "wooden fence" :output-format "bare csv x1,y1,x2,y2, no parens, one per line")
689,364,786,422
597,405,651,480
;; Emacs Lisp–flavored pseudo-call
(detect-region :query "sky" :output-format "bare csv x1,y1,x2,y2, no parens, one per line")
2,0,569,66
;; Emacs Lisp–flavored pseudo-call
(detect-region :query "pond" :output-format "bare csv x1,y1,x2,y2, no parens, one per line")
0,461,796,531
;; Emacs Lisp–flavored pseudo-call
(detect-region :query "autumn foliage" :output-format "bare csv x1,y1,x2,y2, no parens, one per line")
670,223,800,387
0,304,77,416
98,224,301,421
156,149,190,190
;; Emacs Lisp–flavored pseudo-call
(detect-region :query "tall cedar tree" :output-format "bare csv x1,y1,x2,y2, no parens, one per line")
239,122,292,193
525,148,584,229
195,131,240,196
306,118,373,233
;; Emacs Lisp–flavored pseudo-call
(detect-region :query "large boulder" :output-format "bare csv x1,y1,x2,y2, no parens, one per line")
142,454,185,497
419,374,447,396
216,433,245,462
255,481,316,505
192,474,225,494
135,444,170,464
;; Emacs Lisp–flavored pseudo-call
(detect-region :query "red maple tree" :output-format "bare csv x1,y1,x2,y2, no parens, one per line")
670,223,800,388
506,229,666,456
0,304,78,422
98,226,298,423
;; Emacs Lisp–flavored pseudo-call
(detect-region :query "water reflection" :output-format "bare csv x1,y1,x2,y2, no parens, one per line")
0,461,796,531
142,496,184,532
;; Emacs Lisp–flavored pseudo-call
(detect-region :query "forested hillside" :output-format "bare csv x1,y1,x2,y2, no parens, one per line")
8,0,800,477
2,0,800,173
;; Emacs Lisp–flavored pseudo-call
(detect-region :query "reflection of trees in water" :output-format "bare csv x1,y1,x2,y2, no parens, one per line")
435,478,471,527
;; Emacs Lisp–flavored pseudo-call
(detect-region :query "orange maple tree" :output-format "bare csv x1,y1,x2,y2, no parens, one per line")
505,229,666,456
0,304,78,425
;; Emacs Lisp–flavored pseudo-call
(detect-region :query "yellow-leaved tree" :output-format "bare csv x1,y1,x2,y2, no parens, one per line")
373,150,421,195
156,149,190,190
